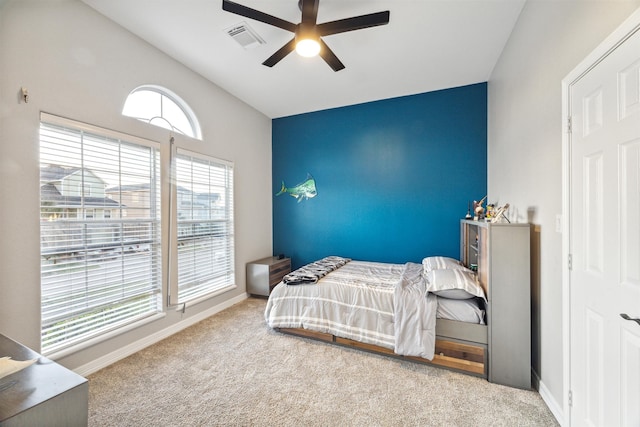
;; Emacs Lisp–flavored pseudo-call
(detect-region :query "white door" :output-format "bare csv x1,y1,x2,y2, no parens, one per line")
569,24,640,426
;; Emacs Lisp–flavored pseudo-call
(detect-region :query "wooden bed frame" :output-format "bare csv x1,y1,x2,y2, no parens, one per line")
275,316,488,377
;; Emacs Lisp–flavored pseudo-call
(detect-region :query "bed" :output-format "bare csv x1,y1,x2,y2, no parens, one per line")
264,256,489,377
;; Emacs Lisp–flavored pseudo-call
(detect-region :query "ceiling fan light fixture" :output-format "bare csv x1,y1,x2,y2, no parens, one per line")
295,23,321,57
295,38,321,57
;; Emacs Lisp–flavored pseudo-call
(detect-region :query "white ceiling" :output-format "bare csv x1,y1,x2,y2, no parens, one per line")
82,0,525,118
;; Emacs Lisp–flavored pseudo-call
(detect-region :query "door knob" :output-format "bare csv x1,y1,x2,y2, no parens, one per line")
620,313,640,326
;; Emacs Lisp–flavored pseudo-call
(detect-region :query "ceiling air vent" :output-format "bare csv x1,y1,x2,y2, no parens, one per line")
225,21,265,49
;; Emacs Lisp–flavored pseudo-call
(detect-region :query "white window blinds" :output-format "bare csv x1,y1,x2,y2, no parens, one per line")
39,114,162,356
170,148,235,304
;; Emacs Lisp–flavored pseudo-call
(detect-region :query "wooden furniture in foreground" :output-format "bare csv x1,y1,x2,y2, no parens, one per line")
0,334,88,426
246,256,292,296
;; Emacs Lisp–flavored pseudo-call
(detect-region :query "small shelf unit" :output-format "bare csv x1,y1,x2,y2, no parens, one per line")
460,219,532,389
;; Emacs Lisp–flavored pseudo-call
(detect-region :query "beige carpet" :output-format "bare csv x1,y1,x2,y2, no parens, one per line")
88,297,558,426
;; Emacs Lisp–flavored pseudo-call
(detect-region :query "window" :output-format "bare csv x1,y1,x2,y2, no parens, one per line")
122,85,202,140
170,148,235,304
39,114,162,356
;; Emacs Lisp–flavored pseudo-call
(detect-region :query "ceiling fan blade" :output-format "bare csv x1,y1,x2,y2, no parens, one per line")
317,11,390,37
222,0,297,32
318,39,345,72
262,38,297,67
300,0,319,25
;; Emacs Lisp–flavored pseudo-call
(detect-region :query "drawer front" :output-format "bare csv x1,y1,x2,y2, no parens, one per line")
269,260,291,286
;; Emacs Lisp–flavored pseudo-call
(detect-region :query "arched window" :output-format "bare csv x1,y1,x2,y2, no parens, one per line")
122,85,202,140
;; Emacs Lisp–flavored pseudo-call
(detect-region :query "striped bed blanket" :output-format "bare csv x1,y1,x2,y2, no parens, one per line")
265,259,437,360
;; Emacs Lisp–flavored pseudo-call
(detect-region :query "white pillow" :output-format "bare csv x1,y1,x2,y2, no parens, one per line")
422,256,465,273
426,268,486,300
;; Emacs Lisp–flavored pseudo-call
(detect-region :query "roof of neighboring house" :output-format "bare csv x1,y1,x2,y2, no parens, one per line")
40,183,122,208
106,184,154,193
40,165,84,182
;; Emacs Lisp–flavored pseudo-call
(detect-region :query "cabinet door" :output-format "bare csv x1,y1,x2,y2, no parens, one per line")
488,225,531,388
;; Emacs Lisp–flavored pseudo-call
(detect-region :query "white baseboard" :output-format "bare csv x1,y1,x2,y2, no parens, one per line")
538,377,565,426
74,293,248,377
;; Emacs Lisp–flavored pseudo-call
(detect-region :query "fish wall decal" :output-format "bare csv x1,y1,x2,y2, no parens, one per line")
276,173,317,202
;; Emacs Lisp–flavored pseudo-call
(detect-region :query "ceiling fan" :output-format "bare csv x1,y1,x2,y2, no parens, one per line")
222,0,390,71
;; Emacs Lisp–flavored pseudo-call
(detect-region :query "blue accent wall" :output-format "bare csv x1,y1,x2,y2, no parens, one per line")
273,83,487,269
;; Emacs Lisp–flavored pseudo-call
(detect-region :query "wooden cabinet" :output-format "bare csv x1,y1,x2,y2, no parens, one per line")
461,220,531,389
246,256,291,296
0,334,88,426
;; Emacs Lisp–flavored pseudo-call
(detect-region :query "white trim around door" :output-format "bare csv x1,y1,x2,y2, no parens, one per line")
562,7,640,426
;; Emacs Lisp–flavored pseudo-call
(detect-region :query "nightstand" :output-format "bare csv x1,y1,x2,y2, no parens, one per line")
246,256,291,296
0,334,88,426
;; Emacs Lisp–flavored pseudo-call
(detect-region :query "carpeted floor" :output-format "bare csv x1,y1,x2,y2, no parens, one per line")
88,297,559,426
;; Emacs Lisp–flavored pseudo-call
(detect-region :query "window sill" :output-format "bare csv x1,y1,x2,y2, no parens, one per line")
46,312,167,361
173,284,237,312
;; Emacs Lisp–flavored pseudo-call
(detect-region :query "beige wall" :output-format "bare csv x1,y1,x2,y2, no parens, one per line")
0,0,272,370
488,0,640,417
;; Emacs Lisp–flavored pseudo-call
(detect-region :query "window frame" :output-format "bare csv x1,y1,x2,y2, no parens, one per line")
122,85,202,140
168,146,236,307
39,113,165,358
39,103,236,356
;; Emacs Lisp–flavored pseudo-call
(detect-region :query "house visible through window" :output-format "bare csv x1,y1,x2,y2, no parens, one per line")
122,85,202,140
170,148,235,304
39,114,162,356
